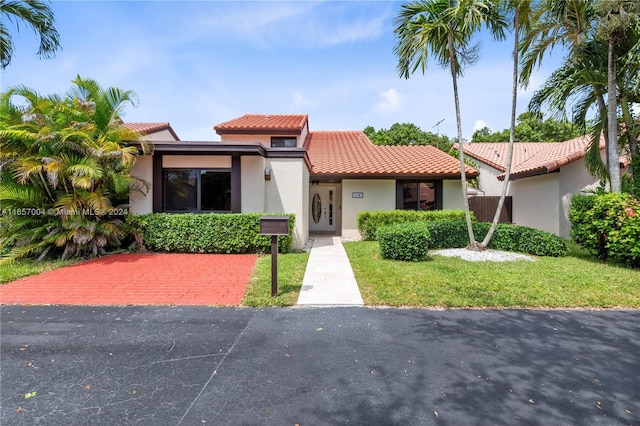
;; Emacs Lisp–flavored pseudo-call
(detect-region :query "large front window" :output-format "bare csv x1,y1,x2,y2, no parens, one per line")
164,169,231,212
400,181,438,210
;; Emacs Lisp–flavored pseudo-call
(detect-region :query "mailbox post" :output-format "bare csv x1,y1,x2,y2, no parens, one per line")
259,216,290,296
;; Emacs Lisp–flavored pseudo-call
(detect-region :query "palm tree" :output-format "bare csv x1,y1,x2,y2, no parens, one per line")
0,76,149,263
520,0,640,193
481,0,532,247
0,0,61,68
393,0,507,250
593,0,640,193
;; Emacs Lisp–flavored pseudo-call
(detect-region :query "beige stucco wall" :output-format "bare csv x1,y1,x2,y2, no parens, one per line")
442,180,466,210
162,155,231,168
241,156,266,213
141,129,178,141
265,158,309,249
341,179,396,240
129,155,153,215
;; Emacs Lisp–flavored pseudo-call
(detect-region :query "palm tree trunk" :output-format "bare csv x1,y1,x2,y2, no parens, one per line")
482,8,519,248
607,35,621,192
448,33,479,250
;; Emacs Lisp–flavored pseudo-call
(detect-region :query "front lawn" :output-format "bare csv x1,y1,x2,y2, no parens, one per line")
242,251,310,307
343,241,640,308
0,258,79,283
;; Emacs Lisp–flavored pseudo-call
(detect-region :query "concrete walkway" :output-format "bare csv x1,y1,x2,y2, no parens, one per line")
296,236,364,306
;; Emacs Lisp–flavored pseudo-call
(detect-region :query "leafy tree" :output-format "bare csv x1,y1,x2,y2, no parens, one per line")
363,122,452,150
0,0,61,68
471,112,581,142
0,76,152,263
393,0,507,250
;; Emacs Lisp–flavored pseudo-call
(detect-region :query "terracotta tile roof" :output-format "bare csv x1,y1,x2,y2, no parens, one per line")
459,135,605,180
306,131,477,177
214,114,308,134
124,122,180,140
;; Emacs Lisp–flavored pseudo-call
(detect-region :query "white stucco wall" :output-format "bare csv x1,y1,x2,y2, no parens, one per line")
129,155,153,215
265,158,309,249
241,156,266,213
558,157,601,238
475,162,503,195
341,179,396,240
442,180,466,210
220,123,307,148
510,174,560,235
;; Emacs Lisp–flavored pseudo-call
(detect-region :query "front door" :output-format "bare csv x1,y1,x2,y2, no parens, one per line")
309,185,336,232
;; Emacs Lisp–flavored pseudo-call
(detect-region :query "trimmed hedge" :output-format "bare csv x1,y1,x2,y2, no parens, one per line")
357,209,471,241
126,213,295,254
378,222,431,261
570,193,640,267
425,220,567,257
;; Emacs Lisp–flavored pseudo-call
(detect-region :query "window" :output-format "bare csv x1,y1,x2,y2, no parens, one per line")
398,181,440,210
271,137,297,147
164,169,231,212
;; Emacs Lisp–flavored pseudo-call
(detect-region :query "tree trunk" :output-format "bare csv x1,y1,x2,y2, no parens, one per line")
607,35,621,192
448,33,480,250
482,9,519,248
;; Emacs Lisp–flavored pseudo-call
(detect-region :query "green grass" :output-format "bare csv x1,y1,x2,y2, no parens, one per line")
1,258,80,284
242,251,310,307
343,241,640,309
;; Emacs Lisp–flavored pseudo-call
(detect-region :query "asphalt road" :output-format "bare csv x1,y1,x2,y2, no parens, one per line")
1,306,638,425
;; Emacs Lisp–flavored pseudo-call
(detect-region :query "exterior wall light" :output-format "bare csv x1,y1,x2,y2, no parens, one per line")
264,167,271,181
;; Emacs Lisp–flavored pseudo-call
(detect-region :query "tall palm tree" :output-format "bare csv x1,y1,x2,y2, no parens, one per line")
0,0,61,68
481,0,532,247
393,0,507,250
593,0,640,193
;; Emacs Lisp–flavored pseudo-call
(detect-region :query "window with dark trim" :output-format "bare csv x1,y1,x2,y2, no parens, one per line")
396,180,442,210
164,169,231,212
271,137,297,147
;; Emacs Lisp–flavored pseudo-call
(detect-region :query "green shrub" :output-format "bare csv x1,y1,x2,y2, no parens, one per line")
424,220,567,257
125,213,295,254
377,222,431,261
357,209,470,241
569,193,640,267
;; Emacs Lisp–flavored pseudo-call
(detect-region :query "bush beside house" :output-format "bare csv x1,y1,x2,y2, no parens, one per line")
570,193,640,267
126,213,295,254
357,209,470,241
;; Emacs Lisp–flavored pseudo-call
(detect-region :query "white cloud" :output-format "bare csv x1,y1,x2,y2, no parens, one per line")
291,91,315,111
473,120,489,132
376,88,400,112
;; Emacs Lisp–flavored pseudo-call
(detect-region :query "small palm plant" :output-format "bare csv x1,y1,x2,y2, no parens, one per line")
0,76,152,263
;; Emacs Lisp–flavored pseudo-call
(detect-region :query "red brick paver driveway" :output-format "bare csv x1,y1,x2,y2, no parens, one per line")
0,253,258,306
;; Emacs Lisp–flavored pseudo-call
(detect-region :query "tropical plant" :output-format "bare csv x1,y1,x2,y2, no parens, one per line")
520,0,640,193
0,0,61,68
393,0,508,250
471,112,581,142
0,76,151,263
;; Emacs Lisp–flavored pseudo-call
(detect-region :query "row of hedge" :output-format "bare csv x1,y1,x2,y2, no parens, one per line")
378,220,568,261
357,209,471,241
125,213,295,254
570,193,640,267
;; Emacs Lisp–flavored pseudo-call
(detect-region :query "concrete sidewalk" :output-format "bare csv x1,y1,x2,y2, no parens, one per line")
296,236,364,306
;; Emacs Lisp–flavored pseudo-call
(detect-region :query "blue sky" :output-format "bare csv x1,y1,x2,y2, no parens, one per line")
2,1,566,141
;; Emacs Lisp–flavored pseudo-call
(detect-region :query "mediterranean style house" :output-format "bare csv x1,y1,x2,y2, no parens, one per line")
126,114,477,249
